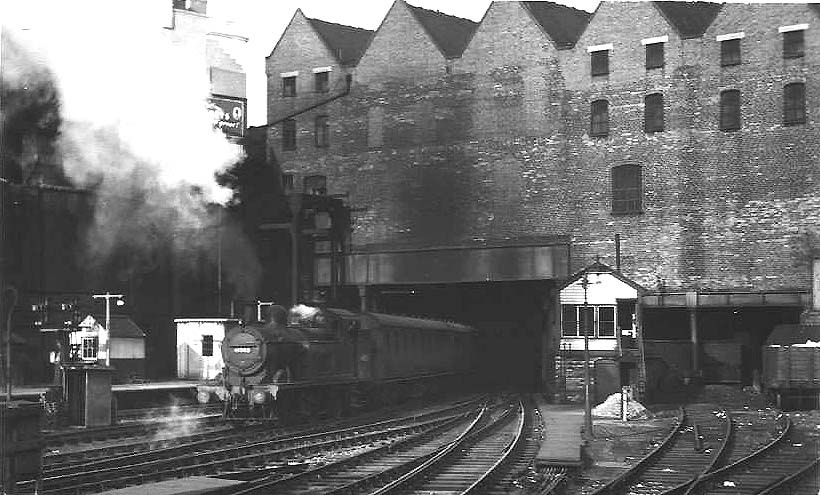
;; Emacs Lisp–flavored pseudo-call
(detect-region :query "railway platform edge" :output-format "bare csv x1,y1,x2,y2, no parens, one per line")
535,398,584,467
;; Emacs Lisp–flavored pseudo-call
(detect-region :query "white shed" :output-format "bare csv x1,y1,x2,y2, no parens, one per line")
175,318,240,380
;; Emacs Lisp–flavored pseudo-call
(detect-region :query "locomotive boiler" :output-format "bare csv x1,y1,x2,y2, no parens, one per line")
211,304,475,419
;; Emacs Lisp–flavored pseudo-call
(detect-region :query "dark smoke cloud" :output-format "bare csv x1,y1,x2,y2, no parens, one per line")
2,4,262,299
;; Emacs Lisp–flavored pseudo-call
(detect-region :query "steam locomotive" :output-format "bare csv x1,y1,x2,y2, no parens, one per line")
208,305,475,419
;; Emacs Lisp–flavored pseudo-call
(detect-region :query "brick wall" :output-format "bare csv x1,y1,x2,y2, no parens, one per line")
267,2,820,294
355,1,448,85
265,10,351,125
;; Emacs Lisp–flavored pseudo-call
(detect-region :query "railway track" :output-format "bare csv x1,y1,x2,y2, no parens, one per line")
210,397,522,495
684,415,820,495
44,410,222,448
372,398,523,494
591,403,731,495
20,398,484,495
115,403,223,422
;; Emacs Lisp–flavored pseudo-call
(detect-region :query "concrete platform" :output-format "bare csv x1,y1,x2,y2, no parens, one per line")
98,476,242,495
535,400,584,467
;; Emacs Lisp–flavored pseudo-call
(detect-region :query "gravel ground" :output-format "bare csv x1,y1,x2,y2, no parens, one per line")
547,386,820,495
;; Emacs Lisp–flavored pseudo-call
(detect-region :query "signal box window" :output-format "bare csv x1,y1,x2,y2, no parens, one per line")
82,337,98,360
590,99,609,137
282,76,297,97
591,50,609,76
598,307,616,337
561,305,616,338
202,335,213,357
282,119,297,150
612,164,642,214
315,72,329,93
721,39,741,66
783,82,806,126
561,306,578,336
783,30,805,59
720,90,741,131
315,115,329,147
644,93,664,133
645,42,664,69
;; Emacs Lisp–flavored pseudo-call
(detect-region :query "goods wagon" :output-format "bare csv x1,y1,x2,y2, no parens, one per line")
762,323,820,408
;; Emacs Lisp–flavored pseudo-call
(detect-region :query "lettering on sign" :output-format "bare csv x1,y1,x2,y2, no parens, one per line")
208,96,246,138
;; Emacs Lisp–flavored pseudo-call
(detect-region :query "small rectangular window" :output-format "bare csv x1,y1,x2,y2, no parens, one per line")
590,100,609,137
282,76,297,97
720,90,741,131
644,93,664,133
314,72,329,93
281,173,295,193
282,119,297,150
202,335,213,357
598,307,616,337
82,337,98,360
612,165,642,214
645,42,664,69
315,115,329,147
783,30,805,59
561,305,578,337
591,50,609,76
784,83,806,125
721,39,741,66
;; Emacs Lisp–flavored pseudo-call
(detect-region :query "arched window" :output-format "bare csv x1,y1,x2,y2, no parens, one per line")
783,82,806,125
644,93,664,133
590,99,609,137
612,164,642,214
719,90,741,131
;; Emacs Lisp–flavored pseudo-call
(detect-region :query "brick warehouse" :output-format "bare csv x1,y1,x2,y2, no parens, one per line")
264,1,820,399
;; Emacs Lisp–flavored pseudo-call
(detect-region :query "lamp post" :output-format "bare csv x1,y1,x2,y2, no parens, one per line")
580,271,594,440
92,292,124,366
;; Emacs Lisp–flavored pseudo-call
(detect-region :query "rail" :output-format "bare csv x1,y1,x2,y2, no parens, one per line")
590,407,685,495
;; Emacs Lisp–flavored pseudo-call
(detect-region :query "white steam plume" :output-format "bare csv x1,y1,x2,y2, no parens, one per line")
4,1,260,295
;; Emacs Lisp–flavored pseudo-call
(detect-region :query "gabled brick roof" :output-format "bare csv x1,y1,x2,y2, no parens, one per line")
306,17,374,67
653,1,723,39
405,2,479,59
523,1,593,49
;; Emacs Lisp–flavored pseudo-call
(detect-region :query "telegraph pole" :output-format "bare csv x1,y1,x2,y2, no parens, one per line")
581,271,594,439
92,292,124,366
